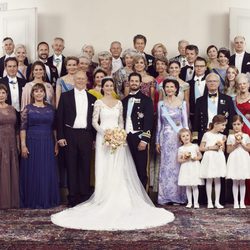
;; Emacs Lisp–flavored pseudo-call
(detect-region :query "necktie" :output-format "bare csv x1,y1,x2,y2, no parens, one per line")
54,58,61,68
182,59,186,67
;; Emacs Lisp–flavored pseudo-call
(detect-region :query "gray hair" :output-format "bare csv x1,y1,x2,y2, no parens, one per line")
205,72,220,82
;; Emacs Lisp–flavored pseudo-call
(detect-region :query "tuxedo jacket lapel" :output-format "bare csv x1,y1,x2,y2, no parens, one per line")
69,89,76,117
242,52,248,72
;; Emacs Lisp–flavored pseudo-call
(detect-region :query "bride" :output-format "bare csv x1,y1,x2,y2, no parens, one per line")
51,77,174,230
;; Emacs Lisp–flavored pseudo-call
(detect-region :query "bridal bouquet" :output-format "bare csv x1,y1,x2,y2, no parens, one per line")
103,127,127,153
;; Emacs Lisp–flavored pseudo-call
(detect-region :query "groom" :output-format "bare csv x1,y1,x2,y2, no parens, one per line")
122,72,154,189
57,70,96,207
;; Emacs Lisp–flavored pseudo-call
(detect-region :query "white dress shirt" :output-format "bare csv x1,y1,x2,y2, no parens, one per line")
185,63,194,82
235,52,245,73
207,94,218,128
112,57,123,74
194,75,206,96
73,88,88,128
7,76,20,111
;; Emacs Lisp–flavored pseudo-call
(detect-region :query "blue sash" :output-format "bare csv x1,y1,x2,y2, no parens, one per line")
161,104,181,133
194,81,202,101
233,101,250,129
17,69,26,79
207,97,217,116
61,79,70,92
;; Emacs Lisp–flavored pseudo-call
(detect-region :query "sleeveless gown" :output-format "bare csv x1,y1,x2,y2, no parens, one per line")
51,99,174,230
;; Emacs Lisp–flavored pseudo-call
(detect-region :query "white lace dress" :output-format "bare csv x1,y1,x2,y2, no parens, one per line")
51,99,174,230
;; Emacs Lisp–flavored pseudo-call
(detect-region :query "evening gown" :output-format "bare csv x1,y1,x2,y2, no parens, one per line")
236,100,250,205
0,105,19,208
51,100,174,230
156,101,188,204
20,104,59,208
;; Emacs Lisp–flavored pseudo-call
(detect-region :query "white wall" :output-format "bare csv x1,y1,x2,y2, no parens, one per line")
1,0,250,61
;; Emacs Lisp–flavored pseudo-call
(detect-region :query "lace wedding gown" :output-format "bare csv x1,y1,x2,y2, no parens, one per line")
51,100,174,230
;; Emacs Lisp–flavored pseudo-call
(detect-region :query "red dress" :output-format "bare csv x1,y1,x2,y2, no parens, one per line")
236,100,250,205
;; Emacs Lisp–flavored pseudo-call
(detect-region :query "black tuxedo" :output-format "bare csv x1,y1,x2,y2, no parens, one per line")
47,55,67,77
1,76,26,127
57,89,96,206
122,91,154,188
1,76,26,108
193,92,235,143
26,62,59,90
229,52,250,73
193,92,236,205
188,76,208,129
0,55,29,77
180,65,194,81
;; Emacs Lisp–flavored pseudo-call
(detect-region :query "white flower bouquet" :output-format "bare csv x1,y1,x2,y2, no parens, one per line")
103,127,127,153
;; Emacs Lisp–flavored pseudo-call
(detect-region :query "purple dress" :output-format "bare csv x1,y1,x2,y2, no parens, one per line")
156,100,188,204
20,104,59,208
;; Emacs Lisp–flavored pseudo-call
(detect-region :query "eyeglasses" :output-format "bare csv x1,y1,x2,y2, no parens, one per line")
194,65,206,68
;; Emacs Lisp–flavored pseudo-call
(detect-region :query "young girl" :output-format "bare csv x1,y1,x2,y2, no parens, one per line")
227,115,250,208
178,128,204,208
200,115,227,209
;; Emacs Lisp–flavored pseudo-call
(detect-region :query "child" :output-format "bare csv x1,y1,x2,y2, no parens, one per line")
227,115,250,208
178,128,204,208
200,115,227,209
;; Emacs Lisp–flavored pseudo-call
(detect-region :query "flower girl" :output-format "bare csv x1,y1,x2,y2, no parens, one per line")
199,115,227,209
178,128,204,208
226,115,250,208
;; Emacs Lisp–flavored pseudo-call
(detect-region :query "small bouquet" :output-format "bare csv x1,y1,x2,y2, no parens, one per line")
235,132,243,142
103,127,127,153
183,152,191,160
215,140,223,150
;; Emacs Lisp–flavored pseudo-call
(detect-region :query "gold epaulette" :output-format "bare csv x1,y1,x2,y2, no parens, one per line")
142,130,151,138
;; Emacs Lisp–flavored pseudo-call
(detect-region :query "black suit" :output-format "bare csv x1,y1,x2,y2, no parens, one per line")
122,91,154,188
229,52,250,73
0,55,29,77
188,76,208,129
1,76,26,127
193,92,236,205
180,65,195,81
57,89,96,206
47,55,67,77
26,62,59,90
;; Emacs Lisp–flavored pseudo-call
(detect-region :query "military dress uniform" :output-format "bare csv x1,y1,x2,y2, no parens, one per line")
122,90,154,188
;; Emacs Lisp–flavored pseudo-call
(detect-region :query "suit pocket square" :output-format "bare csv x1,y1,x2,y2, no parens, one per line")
247,62,250,65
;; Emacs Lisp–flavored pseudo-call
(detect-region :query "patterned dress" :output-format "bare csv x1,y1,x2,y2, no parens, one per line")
156,100,188,204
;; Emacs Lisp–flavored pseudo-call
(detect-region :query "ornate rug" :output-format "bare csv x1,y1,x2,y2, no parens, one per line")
0,205,249,249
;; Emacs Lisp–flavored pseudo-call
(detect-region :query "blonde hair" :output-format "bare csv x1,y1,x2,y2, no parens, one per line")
178,128,192,144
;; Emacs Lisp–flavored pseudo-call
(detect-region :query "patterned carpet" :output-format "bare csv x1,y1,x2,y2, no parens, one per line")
0,205,249,250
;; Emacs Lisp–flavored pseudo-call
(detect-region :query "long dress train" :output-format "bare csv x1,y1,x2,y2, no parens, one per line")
51,100,174,230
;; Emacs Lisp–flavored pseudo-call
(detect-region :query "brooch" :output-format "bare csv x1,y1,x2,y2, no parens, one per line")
224,111,229,117
220,99,225,105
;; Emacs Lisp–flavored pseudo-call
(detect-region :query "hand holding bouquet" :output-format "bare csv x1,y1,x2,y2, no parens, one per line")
235,132,243,143
215,140,223,150
183,152,191,160
103,127,127,153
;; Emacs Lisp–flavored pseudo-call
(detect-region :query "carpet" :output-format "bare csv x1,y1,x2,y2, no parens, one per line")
0,205,249,250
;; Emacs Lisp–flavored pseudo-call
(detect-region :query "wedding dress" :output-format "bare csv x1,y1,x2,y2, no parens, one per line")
51,99,174,230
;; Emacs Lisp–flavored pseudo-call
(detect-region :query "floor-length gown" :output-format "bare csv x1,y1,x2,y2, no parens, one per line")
0,105,19,208
236,100,250,205
156,101,188,204
51,99,174,230
20,104,59,208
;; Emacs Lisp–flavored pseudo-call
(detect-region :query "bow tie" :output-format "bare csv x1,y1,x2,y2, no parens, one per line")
186,65,193,70
9,80,17,85
209,93,217,98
